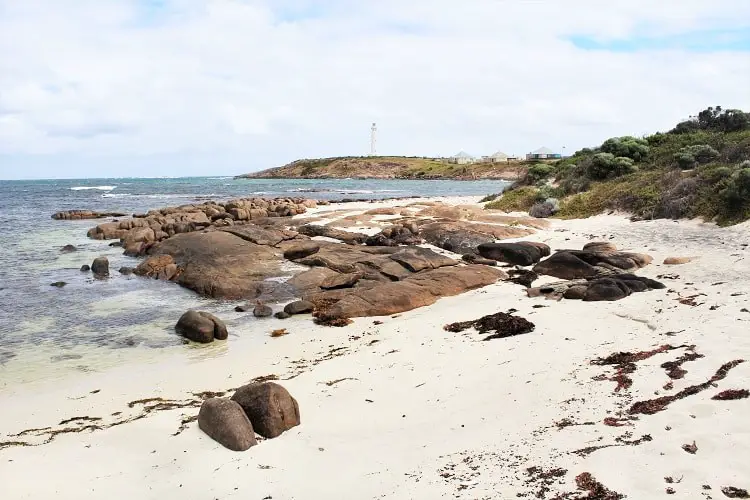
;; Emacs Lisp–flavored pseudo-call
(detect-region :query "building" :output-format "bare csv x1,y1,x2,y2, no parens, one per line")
526,147,562,160
450,151,476,164
482,151,510,163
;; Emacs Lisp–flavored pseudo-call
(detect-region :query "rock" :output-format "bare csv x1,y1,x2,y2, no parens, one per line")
321,273,362,290
253,303,273,318
175,310,228,343
297,224,368,245
583,241,617,252
60,244,77,253
143,231,285,299
234,304,249,312
663,257,692,265
52,210,126,220
461,254,497,266
583,278,632,301
477,242,550,266
198,398,257,451
109,241,123,247
507,269,539,288
365,224,423,247
284,300,315,315
80,264,90,272
50,281,67,288
118,267,134,276
532,248,653,280
420,221,533,255
274,311,291,319
91,256,110,276
563,285,588,300
231,382,300,439
313,265,506,320
283,242,320,260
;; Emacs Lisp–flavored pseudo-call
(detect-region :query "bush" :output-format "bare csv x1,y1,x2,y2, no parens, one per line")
526,163,555,183
673,144,720,169
484,186,542,212
600,136,650,161
587,153,637,180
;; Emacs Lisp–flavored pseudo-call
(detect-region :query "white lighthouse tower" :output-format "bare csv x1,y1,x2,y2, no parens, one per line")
370,122,377,156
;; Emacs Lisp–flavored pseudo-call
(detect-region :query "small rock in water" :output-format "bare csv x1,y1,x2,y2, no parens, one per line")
119,267,134,276
108,241,123,247
50,281,67,288
91,256,110,277
253,303,273,318
284,300,314,315
274,311,291,319
198,398,257,451
60,244,77,253
80,264,91,272
175,310,228,343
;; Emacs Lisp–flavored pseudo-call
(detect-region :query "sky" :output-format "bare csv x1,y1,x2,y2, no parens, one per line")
1,0,750,180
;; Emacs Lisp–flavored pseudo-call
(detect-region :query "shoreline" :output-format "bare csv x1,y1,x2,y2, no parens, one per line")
2,196,749,498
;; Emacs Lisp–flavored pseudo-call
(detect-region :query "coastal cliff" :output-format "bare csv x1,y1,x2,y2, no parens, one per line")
236,156,526,181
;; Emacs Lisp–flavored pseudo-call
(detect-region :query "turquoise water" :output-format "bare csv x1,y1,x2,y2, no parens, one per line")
0,177,510,385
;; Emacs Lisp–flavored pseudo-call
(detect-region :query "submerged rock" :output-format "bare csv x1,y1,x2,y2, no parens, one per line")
91,256,110,277
175,310,228,343
80,264,90,272
198,398,257,451
52,210,126,220
60,244,77,253
231,382,300,439
50,281,67,288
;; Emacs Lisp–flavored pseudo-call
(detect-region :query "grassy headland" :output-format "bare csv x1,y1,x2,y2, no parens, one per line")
236,156,526,180
486,107,750,225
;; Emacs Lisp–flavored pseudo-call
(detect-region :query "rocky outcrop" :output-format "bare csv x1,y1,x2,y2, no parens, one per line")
198,398,257,451
91,257,109,277
527,274,665,302
419,221,534,255
532,247,653,280
312,265,506,320
140,228,295,299
175,310,228,343
52,210,126,220
477,242,551,266
297,224,368,245
365,222,422,247
230,382,300,439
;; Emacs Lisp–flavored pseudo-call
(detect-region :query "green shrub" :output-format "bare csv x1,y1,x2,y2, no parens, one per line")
673,144,720,169
600,136,650,161
484,186,542,212
587,153,637,180
526,163,555,183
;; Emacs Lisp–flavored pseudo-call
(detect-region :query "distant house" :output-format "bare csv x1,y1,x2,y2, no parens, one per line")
526,147,562,160
483,151,510,163
450,151,476,164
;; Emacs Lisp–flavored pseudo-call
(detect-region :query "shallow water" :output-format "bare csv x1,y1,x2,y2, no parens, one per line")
0,176,510,387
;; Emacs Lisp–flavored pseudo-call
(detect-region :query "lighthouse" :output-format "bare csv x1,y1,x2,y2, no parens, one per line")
370,122,377,156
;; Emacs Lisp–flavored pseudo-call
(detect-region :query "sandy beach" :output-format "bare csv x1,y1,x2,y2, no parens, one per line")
2,196,749,499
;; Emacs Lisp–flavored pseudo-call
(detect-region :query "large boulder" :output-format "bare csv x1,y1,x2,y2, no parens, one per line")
91,257,110,277
198,398,257,451
230,382,300,439
175,310,228,343
532,251,599,280
477,242,550,266
532,249,653,280
284,300,315,315
583,278,631,301
253,303,273,318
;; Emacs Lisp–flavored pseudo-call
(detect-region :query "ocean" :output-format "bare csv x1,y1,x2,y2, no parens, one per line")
0,177,510,387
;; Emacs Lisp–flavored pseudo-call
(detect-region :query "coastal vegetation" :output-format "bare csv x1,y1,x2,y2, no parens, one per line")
488,106,750,225
236,156,525,180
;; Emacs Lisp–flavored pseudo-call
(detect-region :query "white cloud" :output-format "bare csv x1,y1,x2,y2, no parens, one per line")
1,0,750,178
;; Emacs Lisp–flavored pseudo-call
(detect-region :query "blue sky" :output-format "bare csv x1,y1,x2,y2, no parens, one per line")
1,0,749,180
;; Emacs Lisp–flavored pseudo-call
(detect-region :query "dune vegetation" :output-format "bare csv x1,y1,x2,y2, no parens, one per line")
486,107,750,225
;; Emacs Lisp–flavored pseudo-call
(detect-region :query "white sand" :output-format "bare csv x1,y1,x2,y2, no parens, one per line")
1,202,749,499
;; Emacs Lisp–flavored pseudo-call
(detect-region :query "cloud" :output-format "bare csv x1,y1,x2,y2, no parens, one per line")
1,0,750,179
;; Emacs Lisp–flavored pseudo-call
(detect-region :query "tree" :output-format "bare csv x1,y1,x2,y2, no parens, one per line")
600,136,650,161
